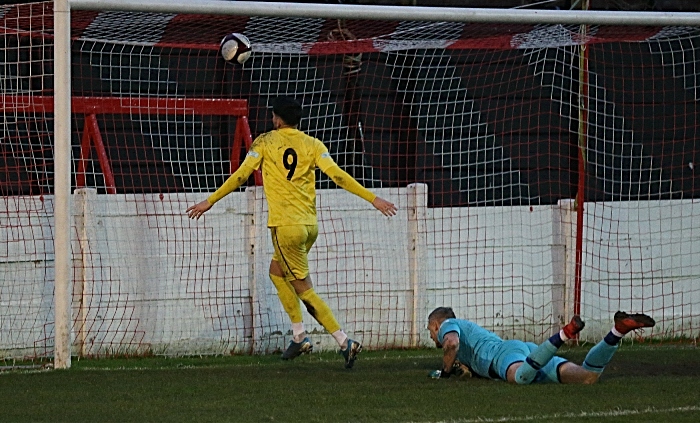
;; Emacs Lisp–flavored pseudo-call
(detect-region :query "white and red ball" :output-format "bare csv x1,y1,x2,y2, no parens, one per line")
220,33,251,65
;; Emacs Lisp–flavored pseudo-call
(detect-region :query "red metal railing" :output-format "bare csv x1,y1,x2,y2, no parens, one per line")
1,95,260,192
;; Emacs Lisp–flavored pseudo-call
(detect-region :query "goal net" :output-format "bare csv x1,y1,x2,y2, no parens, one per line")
2,1,699,363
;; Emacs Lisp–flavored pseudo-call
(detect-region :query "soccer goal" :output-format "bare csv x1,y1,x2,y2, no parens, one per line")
2,1,699,369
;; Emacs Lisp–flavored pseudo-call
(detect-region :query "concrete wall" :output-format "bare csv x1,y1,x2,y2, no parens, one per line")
1,186,698,357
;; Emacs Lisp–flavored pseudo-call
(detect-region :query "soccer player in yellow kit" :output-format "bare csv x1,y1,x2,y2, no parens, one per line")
186,97,397,368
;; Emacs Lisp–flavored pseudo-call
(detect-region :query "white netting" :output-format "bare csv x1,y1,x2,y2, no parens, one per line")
2,3,699,361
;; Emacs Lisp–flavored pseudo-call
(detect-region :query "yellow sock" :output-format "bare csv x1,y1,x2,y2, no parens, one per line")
269,274,302,323
298,289,341,334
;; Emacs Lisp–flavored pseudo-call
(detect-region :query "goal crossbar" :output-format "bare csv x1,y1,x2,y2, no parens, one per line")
70,0,700,26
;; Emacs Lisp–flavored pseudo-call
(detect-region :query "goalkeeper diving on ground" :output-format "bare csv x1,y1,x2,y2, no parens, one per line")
186,96,397,369
427,307,655,383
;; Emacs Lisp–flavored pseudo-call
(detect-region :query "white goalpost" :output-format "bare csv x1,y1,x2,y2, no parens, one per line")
2,0,697,368
68,0,700,25
53,0,73,371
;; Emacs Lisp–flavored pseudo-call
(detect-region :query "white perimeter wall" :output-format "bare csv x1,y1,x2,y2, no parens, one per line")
1,185,698,357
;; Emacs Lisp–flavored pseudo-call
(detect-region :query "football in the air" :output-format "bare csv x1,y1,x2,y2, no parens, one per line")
220,33,252,65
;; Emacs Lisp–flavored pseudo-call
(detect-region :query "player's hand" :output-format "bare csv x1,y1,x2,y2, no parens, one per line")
452,361,472,378
372,197,397,217
428,369,451,379
186,200,212,220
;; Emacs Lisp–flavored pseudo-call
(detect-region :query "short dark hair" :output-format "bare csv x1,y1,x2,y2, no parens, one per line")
271,96,303,126
428,307,456,322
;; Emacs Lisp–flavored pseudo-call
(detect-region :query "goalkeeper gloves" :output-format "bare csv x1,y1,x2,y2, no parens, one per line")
429,361,473,379
451,361,473,378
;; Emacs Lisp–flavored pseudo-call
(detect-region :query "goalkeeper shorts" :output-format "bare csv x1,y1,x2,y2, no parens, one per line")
491,340,569,383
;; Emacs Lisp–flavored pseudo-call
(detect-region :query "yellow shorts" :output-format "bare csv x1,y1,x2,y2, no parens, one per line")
270,224,318,282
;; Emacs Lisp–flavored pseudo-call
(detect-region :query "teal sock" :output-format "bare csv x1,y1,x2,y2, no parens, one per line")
582,340,618,373
514,341,558,384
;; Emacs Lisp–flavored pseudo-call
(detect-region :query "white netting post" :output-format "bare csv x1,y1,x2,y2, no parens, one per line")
407,183,428,347
553,199,577,332
53,0,73,369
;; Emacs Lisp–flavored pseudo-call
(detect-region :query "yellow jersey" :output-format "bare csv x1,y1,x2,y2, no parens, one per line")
250,127,334,226
208,127,376,227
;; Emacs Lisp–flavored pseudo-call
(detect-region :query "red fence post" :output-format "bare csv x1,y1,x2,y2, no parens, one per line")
237,115,262,186
76,117,92,189
85,114,117,194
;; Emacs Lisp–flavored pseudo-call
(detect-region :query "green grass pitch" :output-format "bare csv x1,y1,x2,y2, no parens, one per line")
1,345,699,422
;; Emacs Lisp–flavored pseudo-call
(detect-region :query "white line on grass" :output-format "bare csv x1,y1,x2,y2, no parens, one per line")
413,405,700,423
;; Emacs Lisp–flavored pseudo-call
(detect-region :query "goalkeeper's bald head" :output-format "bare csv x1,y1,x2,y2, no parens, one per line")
427,307,457,348
428,307,456,323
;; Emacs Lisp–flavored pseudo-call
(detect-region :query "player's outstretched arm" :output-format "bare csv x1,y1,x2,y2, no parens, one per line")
324,165,397,216
372,196,397,217
185,162,256,220
186,200,212,220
